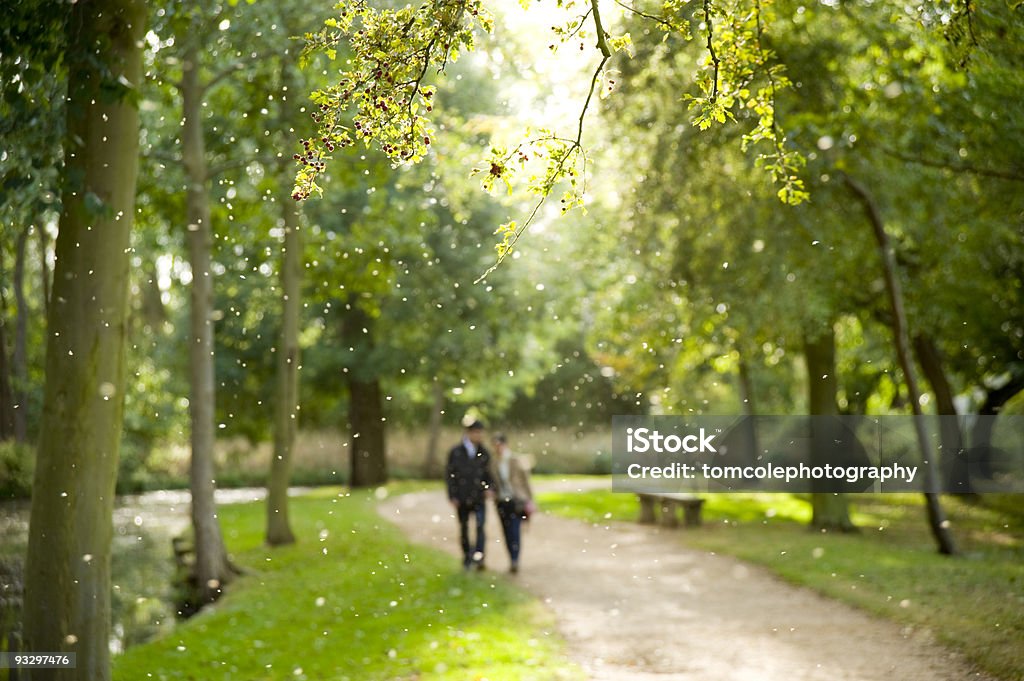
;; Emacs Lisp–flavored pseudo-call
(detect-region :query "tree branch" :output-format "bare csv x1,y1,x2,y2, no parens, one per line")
612,0,677,32
702,0,719,101
566,8,593,41
590,0,612,58
203,61,245,95
208,154,278,179
753,0,779,140
144,150,181,165
475,49,607,284
881,146,1024,183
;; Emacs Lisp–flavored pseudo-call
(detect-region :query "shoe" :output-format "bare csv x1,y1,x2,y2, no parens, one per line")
509,563,519,574
475,561,486,572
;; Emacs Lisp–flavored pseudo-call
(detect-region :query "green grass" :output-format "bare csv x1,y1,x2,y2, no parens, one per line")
539,488,1024,681
114,486,581,681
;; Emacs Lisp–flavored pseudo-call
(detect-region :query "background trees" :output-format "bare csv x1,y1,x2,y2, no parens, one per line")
551,0,1023,538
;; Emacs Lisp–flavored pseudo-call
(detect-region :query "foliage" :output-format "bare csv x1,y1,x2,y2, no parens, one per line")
296,0,820,276
292,0,494,200
578,0,1024,420
503,338,644,428
0,441,33,499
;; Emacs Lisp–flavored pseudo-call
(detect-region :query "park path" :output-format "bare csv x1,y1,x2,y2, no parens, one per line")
378,479,990,681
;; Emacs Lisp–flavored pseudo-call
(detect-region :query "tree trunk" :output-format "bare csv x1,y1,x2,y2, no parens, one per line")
140,257,167,330
733,351,762,470
341,305,388,487
266,175,302,546
182,37,235,602
12,226,29,443
347,375,388,486
737,355,757,417
913,333,968,492
39,223,51,313
804,325,855,531
423,380,445,478
845,174,957,555
970,367,1024,481
23,2,145,679
0,268,15,441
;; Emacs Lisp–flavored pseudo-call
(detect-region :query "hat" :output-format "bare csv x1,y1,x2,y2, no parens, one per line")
464,419,485,431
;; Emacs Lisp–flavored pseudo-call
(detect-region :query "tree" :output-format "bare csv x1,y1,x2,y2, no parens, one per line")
341,302,389,487
178,17,239,601
804,324,854,531
144,0,312,595
844,174,957,554
266,59,304,545
22,1,146,678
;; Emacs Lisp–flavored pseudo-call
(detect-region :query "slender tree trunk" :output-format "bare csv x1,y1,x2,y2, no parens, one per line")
182,38,235,602
423,379,445,478
0,268,14,441
737,355,757,417
12,226,29,443
39,224,51,313
845,174,957,555
23,2,145,679
266,176,302,546
734,351,762,467
805,325,854,531
341,304,388,487
913,333,968,492
140,258,167,330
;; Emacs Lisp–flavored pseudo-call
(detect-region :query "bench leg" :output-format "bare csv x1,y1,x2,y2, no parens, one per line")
659,500,679,528
638,495,657,524
683,503,703,527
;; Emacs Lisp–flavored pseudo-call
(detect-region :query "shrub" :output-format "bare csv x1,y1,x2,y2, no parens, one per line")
0,442,33,499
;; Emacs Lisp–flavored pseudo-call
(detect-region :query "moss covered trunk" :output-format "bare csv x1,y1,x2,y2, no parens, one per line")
22,1,145,678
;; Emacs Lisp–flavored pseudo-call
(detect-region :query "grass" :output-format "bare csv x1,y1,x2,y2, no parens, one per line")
538,488,1024,681
114,485,582,681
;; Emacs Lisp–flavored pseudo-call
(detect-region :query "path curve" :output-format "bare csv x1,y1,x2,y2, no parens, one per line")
379,480,989,681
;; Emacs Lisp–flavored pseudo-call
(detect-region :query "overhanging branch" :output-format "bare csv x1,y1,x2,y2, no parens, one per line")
881,146,1024,183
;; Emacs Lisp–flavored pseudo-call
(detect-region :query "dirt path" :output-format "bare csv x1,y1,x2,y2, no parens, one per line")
379,480,988,681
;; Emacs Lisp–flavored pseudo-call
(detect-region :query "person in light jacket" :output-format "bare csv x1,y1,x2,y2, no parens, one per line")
488,433,534,573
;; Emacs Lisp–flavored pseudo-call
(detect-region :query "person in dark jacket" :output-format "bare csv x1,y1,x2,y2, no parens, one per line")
446,419,494,570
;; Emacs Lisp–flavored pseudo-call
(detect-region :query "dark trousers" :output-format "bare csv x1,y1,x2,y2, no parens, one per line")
456,501,486,566
496,499,522,563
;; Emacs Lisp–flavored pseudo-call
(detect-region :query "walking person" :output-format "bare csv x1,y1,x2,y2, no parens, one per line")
489,433,534,574
446,419,494,571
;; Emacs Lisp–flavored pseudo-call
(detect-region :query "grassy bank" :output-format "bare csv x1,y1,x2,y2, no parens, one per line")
538,488,1024,681
114,486,581,681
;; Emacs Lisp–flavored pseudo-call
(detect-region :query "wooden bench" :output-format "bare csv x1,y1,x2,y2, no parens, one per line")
637,493,705,528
